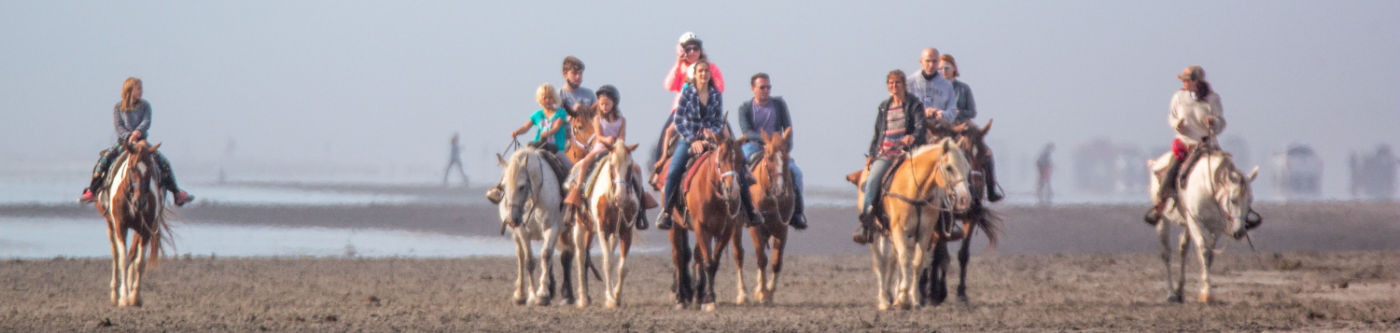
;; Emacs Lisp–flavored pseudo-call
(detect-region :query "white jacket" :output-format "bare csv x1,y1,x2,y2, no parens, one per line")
1169,90,1225,146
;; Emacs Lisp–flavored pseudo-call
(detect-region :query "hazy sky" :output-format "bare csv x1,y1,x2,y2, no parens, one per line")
2,1,1397,196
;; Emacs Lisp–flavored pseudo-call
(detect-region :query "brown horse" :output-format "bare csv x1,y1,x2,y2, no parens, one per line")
571,140,641,308
665,127,748,312
732,128,795,305
96,139,172,307
924,120,1002,305
565,104,597,164
849,138,973,310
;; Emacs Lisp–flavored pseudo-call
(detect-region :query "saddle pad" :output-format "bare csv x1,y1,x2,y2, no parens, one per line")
680,151,716,194
582,156,610,199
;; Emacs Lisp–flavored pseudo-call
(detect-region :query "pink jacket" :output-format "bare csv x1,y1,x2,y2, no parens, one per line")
665,44,724,112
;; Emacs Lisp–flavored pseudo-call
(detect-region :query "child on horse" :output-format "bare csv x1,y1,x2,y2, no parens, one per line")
80,78,194,206
854,70,928,244
655,60,764,230
487,83,573,204
562,85,658,229
1144,65,1226,224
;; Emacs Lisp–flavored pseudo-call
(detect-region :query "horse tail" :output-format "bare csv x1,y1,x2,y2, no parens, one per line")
973,207,1003,252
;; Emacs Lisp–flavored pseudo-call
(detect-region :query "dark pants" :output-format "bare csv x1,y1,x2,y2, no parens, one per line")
90,144,181,193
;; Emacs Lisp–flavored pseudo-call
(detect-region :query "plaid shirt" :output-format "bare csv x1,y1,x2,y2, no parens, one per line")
674,83,724,142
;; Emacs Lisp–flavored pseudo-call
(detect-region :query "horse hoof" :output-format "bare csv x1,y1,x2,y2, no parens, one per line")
673,303,688,311
1198,294,1213,303
957,295,970,305
701,303,716,312
605,300,618,309
735,295,747,305
1166,294,1182,303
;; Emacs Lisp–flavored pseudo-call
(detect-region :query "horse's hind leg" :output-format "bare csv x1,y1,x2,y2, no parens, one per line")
1175,230,1190,303
1157,220,1179,302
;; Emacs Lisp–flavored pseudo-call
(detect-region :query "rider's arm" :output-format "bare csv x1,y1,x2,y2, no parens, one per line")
939,87,959,123
776,98,793,149
909,98,928,146
511,121,533,138
539,117,563,140
674,89,699,142
737,101,760,142
868,101,887,158
1208,94,1225,134
616,117,627,143
131,103,151,140
956,85,976,123
593,116,612,146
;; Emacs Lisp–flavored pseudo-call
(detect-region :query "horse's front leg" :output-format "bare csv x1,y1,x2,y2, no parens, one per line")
908,238,931,310
106,220,121,306
767,227,788,304
956,223,975,304
128,237,147,307
512,232,529,305
533,226,558,306
693,229,719,312
613,227,633,308
1191,225,1216,303
1157,219,1179,303
751,227,770,304
573,221,591,308
731,225,747,305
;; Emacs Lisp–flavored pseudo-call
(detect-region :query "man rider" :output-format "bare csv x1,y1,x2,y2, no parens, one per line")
737,73,807,229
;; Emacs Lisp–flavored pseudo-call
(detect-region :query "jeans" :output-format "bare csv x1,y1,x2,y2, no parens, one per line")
862,157,893,212
742,141,804,193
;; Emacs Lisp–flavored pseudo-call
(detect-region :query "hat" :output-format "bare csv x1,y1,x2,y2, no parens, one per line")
595,84,619,105
678,32,701,46
1177,65,1205,81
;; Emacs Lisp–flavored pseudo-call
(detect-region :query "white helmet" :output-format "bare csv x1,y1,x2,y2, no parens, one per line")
678,32,700,45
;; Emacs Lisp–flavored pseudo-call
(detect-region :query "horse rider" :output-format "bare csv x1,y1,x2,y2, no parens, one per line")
907,48,958,135
653,32,726,170
562,85,658,229
559,56,596,121
937,53,1003,202
1144,65,1225,224
655,59,765,230
854,70,928,244
80,77,195,206
736,73,807,229
487,83,573,204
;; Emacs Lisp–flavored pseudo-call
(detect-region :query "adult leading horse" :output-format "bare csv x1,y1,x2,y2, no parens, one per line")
495,145,568,306
1147,147,1261,303
97,139,172,307
733,128,796,305
850,138,974,310
663,127,748,312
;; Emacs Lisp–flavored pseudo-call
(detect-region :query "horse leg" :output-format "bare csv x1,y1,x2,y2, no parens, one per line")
1188,221,1215,303
573,222,591,308
614,226,633,308
889,226,915,310
513,233,530,305
533,227,558,306
693,230,718,312
1158,219,1180,303
767,227,788,305
1176,230,1190,303
870,237,892,311
732,226,747,305
670,228,692,309
596,229,613,308
106,220,121,306
956,226,974,304
557,231,575,306
751,228,769,304
712,226,734,307
127,236,147,307
115,227,132,306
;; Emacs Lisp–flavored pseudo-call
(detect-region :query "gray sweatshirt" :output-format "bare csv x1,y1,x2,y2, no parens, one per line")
114,100,151,141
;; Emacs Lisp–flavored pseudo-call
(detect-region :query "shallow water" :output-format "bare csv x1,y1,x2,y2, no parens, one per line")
0,218,516,258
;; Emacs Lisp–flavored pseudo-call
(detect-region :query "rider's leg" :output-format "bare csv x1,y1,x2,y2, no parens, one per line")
81,145,122,201
565,149,606,206
630,166,653,230
788,161,808,230
656,139,692,230
979,141,1004,202
1145,154,1184,224
154,152,195,206
741,142,762,164
855,158,892,244
737,164,767,227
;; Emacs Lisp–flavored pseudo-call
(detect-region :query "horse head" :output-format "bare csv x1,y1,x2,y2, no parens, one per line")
607,140,640,202
1218,164,1260,240
705,127,745,204
757,128,793,195
935,138,974,212
498,148,539,227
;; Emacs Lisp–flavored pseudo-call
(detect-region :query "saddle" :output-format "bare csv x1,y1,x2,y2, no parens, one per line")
530,141,570,183
1176,139,1216,189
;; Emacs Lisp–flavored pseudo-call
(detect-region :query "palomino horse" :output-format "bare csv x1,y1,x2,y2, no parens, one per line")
664,128,748,312
924,120,1001,306
495,146,567,306
1147,149,1260,303
849,138,973,310
97,139,172,307
733,128,795,305
571,140,642,308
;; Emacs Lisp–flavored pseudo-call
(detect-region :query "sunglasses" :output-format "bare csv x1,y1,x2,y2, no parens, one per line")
757,85,771,90
941,65,953,70
684,46,701,52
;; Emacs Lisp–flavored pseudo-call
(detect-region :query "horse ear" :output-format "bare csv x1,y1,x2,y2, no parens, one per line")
149,142,162,152
496,153,508,167
846,170,863,185
981,119,993,137
1247,166,1259,183
626,143,639,152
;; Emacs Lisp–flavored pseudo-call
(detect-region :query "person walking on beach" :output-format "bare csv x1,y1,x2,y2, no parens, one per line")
1036,143,1055,205
736,73,807,229
79,77,195,206
443,132,469,187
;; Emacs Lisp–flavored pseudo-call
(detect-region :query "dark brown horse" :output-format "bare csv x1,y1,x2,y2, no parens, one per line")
665,127,748,312
96,139,171,307
732,128,795,305
924,120,1002,305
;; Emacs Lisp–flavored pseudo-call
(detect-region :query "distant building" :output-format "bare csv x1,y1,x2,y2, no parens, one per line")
1273,144,1323,201
1072,138,1148,196
1349,144,1397,200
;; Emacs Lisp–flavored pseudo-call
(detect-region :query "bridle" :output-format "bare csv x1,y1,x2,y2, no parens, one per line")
882,146,965,242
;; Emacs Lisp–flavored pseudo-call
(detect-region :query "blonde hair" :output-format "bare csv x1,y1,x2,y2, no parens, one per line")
536,83,558,109
120,77,143,111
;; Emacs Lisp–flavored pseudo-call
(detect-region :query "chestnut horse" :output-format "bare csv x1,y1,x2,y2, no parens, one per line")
571,140,642,308
849,138,973,310
565,105,597,163
924,120,1002,305
97,139,172,307
664,128,748,312
733,128,795,305
495,146,566,306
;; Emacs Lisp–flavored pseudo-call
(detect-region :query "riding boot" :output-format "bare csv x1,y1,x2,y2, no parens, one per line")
486,184,504,204
155,153,195,206
81,147,121,202
655,199,674,230
789,189,808,230
1144,156,1184,225
738,176,766,227
852,225,873,245
564,180,585,207
631,179,651,230
984,156,1004,203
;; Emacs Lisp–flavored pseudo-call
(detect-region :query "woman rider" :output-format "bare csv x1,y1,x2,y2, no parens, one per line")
1144,65,1225,224
655,60,763,230
80,78,194,206
853,70,927,244
562,85,659,229
940,54,1003,202
653,32,725,170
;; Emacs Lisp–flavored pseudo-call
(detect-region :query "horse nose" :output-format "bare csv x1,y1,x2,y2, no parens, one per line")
959,195,972,209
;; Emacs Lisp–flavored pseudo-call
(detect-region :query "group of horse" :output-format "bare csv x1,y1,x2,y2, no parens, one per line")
89,114,1262,311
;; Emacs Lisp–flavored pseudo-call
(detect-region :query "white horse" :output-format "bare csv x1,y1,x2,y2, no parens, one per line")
572,141,642,308
496,146,566,306
1148,150,1259,303
850,138,974,310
